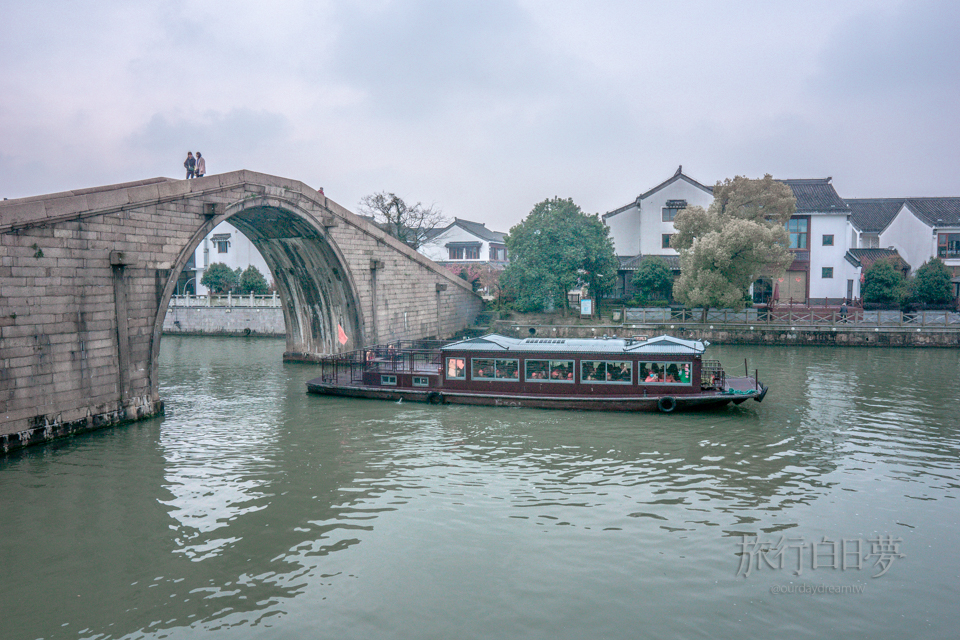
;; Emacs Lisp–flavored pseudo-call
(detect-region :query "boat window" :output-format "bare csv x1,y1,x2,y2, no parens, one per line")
639,361,692,385
580,360,632,384
472,358,519,380
413,376,429,387
381,375,397,386
446,358,466,380
525,359,575,382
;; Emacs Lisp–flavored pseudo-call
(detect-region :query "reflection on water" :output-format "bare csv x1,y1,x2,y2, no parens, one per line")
1,338,958,640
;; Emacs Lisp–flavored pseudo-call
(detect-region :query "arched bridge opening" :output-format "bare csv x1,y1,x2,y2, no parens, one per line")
154,194,366,376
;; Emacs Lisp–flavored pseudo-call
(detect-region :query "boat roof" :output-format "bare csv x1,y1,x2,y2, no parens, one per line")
441,333,708,355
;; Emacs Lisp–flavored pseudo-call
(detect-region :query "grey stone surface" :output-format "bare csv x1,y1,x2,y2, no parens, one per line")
163,307,285,336
1,170,483,451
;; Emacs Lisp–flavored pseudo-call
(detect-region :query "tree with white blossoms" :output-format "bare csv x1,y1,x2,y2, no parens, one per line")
671,175,796,321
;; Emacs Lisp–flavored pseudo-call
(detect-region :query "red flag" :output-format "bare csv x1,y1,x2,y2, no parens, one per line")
337,324,348,345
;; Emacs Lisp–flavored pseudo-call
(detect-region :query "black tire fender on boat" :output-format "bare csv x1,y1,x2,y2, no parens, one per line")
427,391,444,405
657,396,677,413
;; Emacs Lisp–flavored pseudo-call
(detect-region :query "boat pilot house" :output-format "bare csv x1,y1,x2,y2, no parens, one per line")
307,334,767,413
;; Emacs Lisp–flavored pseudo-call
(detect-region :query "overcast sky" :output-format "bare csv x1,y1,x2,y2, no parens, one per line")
2,0,958,231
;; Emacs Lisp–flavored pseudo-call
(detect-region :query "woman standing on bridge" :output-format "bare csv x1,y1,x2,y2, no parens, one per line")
195,152,205,178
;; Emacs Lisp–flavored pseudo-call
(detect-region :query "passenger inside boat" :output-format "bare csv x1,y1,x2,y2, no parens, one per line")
447,358,465,378
643,365,662,382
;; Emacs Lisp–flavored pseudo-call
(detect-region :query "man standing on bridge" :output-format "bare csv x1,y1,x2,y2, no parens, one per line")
184,152,196,179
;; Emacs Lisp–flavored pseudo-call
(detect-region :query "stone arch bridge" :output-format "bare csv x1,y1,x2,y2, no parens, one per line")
0,171,483,452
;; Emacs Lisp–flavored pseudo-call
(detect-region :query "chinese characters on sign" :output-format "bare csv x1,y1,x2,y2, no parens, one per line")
736,535,904,578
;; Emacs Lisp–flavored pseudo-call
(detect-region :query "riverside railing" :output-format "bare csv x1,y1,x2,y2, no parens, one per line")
313,340,450,384
169,293,282,308
623,307,960,328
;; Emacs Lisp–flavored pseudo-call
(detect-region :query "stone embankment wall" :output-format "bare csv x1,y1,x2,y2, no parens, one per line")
494,322,960,347
163,307,285,336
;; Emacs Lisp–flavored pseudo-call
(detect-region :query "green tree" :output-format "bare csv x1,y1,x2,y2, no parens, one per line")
500,197,618,314
862,259,906,306
631,256,674,302
671,175,796,319
201,262,238,294
238,265,270,295
905,258,953,306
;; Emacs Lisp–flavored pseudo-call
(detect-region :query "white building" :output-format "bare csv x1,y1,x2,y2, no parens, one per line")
602,166,714,298
878,198,960,296
419,218,509,265
845,198,903,249
879,198,960,270
179,221,273,295
777,178,857,304
603,166,714,258
603,168,863,304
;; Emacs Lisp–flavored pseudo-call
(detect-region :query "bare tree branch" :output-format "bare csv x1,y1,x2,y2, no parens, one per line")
357,192,447,249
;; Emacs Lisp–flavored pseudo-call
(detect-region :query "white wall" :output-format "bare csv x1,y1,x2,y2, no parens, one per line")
194,221,273,295
605,176,713,257
880,205,934,273
809,214,854,299
605,206,640,255
419,225,489,263
637,179,714,256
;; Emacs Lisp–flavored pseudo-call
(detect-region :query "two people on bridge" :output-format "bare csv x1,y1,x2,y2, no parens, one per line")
183,152,206,179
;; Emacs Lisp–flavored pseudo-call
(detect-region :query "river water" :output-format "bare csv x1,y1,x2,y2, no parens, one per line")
1,336,958,640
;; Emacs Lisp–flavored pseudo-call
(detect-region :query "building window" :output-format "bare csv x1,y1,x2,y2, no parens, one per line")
822,267,834,279
448,247,464,260
413,376,429,387
662,234,673,249
938,233,960,259
489,246,506,261
752,278,773,304
465,246,480,260
823,234,834,246
380,375,397,386
787,218,808,249
216,240,229,253
661,200,687,222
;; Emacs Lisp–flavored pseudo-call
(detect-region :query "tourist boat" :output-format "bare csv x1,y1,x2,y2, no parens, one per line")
306,333,767,413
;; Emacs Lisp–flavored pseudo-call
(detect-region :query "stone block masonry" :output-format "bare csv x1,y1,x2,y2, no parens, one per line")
163,307,285,336
1,171,483,453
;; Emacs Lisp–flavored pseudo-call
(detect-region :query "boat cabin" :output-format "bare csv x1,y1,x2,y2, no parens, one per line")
434,334,719,396
357,334,723,395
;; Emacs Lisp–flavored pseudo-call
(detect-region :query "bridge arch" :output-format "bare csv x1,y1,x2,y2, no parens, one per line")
151,194,365,391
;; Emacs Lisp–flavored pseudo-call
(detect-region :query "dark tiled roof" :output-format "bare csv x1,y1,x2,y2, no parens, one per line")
423,226,446,240
449,218,507,243
902,198,960,227
844,248,910,271
638,167,714,201
778,178,848,213
844,198,904,233
617,254,681,271
604,166,713,220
